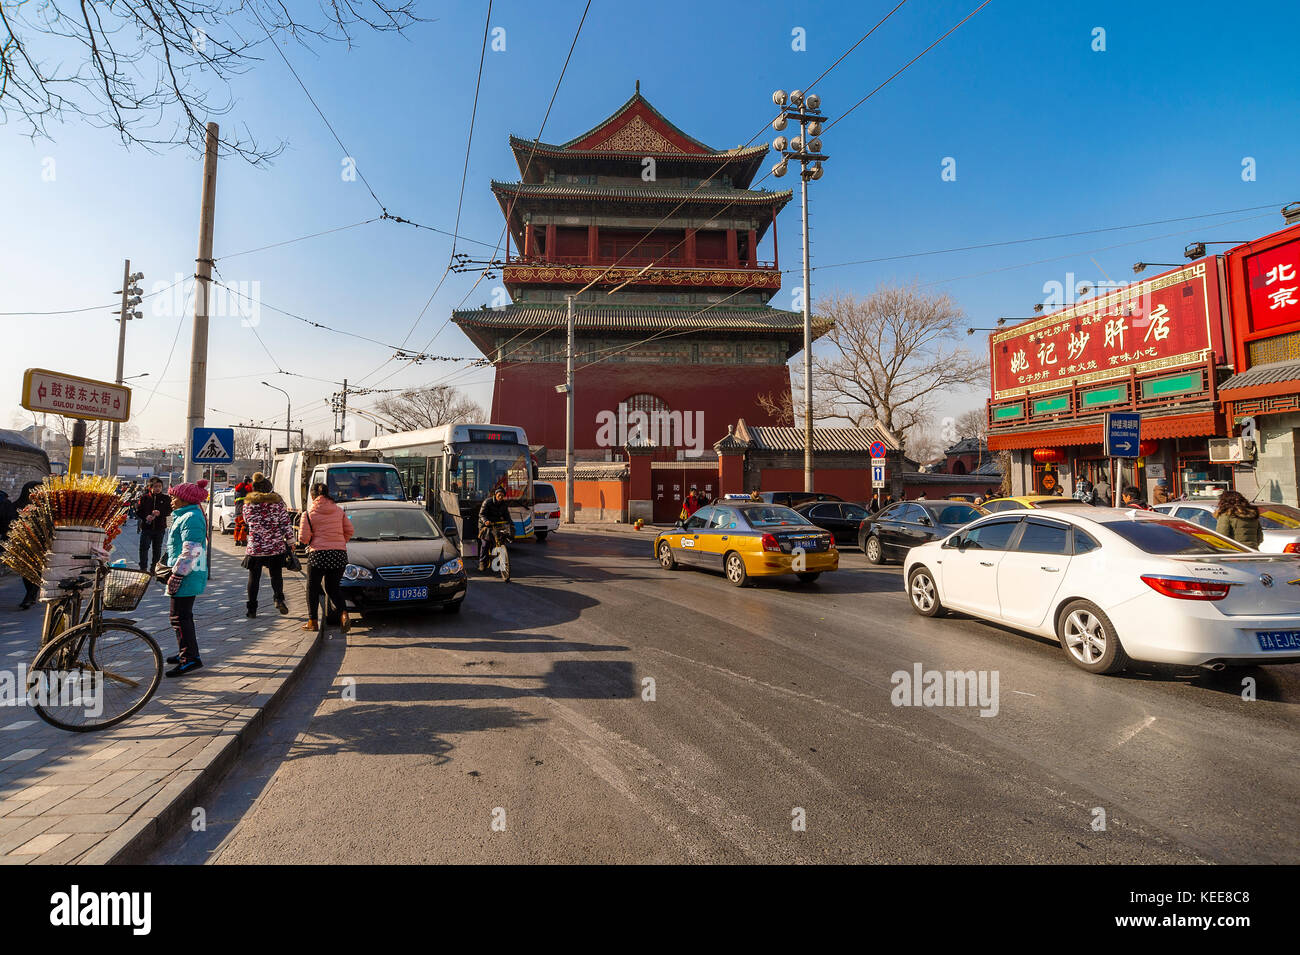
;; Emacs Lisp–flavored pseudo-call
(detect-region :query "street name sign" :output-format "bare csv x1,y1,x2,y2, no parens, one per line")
1104,411,1141,458
191,427,235,464
22,368,131,423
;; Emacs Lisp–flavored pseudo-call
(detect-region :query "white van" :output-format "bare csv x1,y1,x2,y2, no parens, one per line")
532,481,560,541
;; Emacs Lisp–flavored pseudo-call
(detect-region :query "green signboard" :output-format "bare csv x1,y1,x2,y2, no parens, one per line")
992,402,1024,422
1081,384,1128,409
1032,395,1070,415
1141,371,1203,400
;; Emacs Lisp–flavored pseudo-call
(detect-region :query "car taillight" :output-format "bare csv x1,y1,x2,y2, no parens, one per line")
761,533,782,553
825,535,836,550
1140,575,1232,601
1285,543,1300,554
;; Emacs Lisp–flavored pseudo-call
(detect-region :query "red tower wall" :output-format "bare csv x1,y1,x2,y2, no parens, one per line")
490,361,793,453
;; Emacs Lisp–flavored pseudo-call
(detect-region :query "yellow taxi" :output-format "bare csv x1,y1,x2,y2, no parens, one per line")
654,501,838,586
979,494,1084,513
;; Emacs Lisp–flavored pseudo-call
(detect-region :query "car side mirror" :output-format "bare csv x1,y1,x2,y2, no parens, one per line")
918,516,932,526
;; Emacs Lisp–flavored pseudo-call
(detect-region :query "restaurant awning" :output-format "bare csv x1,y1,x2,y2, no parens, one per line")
987,410,1222,451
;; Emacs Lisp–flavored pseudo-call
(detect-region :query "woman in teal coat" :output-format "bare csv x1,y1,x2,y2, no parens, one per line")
164,479,210,676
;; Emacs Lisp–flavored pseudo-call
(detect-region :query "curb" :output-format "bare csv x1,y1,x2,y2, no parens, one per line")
77,622,327,865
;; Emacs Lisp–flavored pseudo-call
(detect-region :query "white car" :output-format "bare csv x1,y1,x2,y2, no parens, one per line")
903,505,1300,675
213,489,237,534
1150,499,1300,554
532,481,560,542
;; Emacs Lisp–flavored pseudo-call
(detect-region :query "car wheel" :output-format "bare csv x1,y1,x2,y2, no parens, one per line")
864,535,884,564
724,551,749,587
795,572,820,584
1056,599,1130,675
657,541,678,570
907,565,946,617
536,530,548,543
218,517,227,533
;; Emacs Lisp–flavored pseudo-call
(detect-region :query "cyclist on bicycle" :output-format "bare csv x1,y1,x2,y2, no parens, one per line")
476,487,513,569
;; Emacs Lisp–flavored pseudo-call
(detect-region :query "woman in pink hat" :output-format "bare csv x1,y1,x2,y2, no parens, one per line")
162,478,210,677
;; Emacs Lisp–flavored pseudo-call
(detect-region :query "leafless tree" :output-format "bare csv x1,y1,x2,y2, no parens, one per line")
0,1,424,164
954,407,988,442
813,284,988,453
303,432,333,451
373,385,484,432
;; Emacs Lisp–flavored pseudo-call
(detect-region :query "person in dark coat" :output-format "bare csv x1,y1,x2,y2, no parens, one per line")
137,477,171,571
1120,486,1150,509
1215,490,1263,548
9,482,41,610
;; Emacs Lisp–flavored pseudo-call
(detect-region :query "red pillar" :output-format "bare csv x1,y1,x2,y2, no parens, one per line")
588,224,598,265
747,228,757,267
685,228,697,267
726,229,738,268
545,224,556,261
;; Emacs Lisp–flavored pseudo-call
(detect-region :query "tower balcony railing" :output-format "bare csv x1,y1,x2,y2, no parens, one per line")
511,253,778,271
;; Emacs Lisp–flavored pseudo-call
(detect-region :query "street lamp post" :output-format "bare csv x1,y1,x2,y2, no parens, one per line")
262,382,292,452
771,89,828,494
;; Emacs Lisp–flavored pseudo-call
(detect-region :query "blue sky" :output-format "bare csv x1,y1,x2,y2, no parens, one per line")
2,0,1297,449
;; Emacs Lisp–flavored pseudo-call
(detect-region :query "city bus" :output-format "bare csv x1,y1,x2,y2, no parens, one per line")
333,423,535,553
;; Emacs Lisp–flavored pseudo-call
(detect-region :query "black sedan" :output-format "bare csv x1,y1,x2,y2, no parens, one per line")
858,499,986,564
338,500,468,614
794,499,872,546
756,490,844,508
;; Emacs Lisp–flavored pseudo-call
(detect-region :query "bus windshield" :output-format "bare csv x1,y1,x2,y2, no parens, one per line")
450,443,532,504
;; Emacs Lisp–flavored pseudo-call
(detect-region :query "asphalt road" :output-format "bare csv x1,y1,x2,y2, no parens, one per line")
150,529,1300,864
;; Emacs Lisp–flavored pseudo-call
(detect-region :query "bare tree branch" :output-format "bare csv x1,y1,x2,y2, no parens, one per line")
0,0,426,164
811,284,988,452
373,386,484,432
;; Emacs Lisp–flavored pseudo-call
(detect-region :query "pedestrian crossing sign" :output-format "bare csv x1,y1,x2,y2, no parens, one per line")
191,427,235,464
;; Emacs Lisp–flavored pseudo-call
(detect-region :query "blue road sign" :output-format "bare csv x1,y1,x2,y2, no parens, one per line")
191,427,235,464
1104,412,1141,458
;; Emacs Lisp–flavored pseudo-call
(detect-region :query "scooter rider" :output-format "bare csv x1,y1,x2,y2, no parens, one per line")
477,487,513,568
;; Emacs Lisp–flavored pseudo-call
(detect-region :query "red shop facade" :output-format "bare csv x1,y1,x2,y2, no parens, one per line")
985,256,1233,503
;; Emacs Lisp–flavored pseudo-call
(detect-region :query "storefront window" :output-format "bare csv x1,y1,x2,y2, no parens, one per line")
1178,456,1232,500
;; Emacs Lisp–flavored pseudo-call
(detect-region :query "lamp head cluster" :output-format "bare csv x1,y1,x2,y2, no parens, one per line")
770,90,827,181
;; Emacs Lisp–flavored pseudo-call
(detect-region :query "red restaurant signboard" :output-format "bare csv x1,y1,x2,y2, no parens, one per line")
990,261,1227,401
1240,235,1300,334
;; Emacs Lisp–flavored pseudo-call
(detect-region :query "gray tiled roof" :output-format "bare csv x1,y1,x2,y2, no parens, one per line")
743,425,893,453
537,463,628,481
454,303,825,333
1218,359,1300,393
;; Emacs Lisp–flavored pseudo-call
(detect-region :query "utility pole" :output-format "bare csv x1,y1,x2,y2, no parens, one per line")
564,294,575,524
109,260,143,478
340,379,348,445
185,121,219,483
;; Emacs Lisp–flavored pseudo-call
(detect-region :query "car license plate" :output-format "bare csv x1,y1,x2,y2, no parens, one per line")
388,586,428,601
1255,630,1300,651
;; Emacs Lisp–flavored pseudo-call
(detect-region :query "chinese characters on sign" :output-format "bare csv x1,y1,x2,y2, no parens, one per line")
1245,237,1300,333
990,263,1223,399
21,368,132,423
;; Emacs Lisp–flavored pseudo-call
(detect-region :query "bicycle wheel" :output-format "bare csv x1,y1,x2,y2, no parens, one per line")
28,623,162,732
499,545,510,583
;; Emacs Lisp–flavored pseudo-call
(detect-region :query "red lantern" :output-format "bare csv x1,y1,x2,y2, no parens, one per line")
1032,448,1065,464
1138,439,1159,457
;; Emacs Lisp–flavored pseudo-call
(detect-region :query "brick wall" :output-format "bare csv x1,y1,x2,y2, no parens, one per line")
0,448,50,499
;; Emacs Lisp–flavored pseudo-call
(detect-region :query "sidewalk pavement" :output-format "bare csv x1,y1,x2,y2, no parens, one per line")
0,525,322,864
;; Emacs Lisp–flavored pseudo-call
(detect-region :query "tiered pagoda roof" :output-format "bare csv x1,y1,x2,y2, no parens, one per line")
507,87,770,185
454,303,829,355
